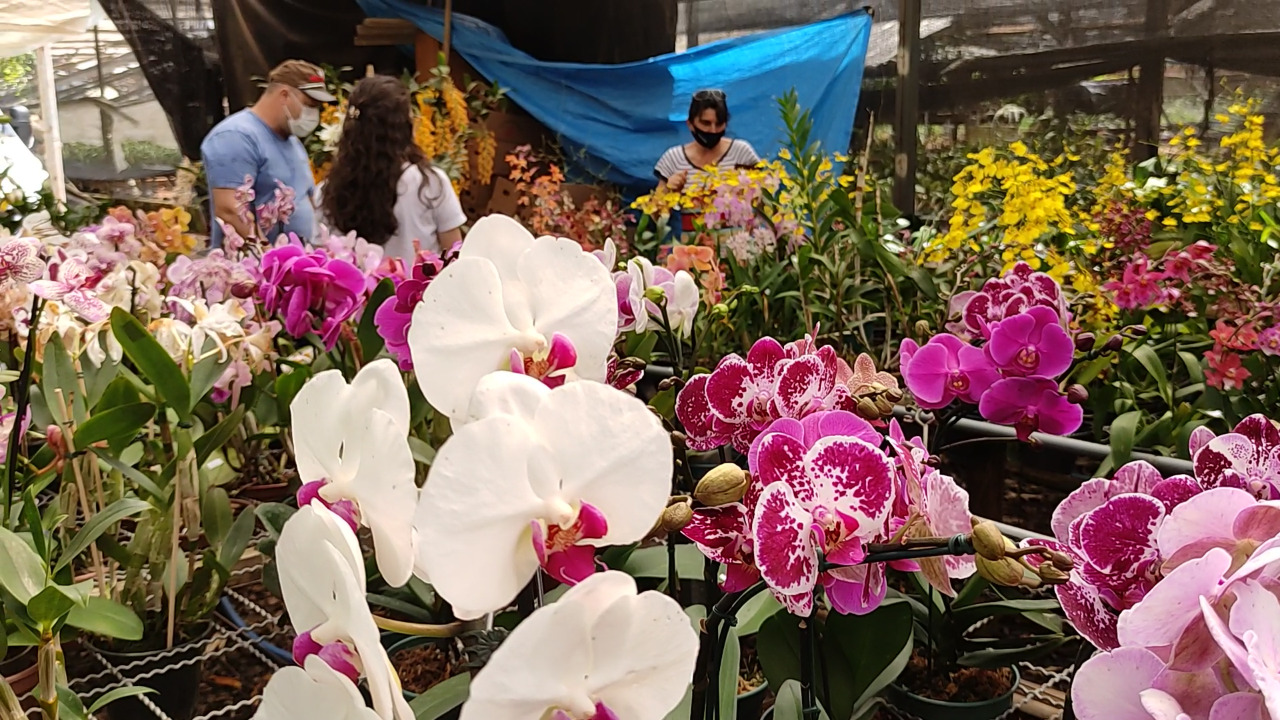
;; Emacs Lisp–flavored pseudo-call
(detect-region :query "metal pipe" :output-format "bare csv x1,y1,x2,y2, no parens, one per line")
892,407,1194,476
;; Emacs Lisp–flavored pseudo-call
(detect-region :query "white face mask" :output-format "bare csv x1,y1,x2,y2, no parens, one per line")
286,98,320,138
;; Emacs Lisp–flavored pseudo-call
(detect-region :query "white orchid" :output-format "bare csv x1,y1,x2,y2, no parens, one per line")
407,214,617,421
413,373,672,619
291,359,417,587
277,505,413,720
460,571,698,720
166,297,249,363
254,656,381,720
618,257,699,338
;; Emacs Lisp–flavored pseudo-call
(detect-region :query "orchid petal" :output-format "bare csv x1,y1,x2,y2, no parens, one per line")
752,482,818,602
1158,488,1257,559
277,505,365,633
1056,577,1119,650
341,408,418,587
1117,548,1233,648
751,429,813,504
1208,693,1265,720
1072,647,1166,720
1077,494,1163,576
808,436,894,534
462,371,551,425
254,657,381,720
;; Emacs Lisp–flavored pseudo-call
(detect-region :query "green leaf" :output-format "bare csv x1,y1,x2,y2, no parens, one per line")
0,527,47,602
57,685,89,720
662,684,694,720
27,586,75,627
95,452,166,500
1130,344,1171,407
757,612,802,691
95,375,142,412
220,508,257,570
73,403,155,449
359,278,396,361
735,591,783,636
87,686,158,714
824,600,914,718
201,487,233,548
959,636,1066,668
620,545,704,580
409,673,469,720
54,497,149,572
67,596,144,640
1178,351,1205,384
256,503,297,540
189,341,233,411
408,436,436,466
21,487,46,563
40,332,82,425
950,599,1063,629
110,308,191,420
274,368,312,423
367,593,436,623
720,625,740,720
770,679,830,720
195,406,247,467
1107,410,1143,469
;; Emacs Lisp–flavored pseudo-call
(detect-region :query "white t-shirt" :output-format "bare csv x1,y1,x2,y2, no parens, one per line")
317,164,467,262
653,139,761,183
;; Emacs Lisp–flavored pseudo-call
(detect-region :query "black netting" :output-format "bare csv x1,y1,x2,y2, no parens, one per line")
99,0,225,159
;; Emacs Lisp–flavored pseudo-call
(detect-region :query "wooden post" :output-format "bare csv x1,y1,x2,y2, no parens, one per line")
34,44,66,205
893,0,921,217
686,0,700,48
1134,0,1167,161
443,0,454,61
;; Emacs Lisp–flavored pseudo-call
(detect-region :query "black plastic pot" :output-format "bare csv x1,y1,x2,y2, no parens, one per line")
90,626,212,720
737,679,768,720
885,666,1020,720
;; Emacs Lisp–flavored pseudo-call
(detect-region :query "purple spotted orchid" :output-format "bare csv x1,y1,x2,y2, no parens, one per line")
406,215,617,422
29,250,108,323
683,481,763,593
1190,414,1280,500
749,411,897,616
675,332,860,453
459,572,698,720
412,374,672,619
0,238,45,288
947,261,1068,340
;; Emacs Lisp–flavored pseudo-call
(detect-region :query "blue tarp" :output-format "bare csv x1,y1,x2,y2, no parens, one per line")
356,0,872,191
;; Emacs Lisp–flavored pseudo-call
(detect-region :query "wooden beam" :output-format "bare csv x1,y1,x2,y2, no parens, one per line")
1134,0,1168,161
893,0,921,217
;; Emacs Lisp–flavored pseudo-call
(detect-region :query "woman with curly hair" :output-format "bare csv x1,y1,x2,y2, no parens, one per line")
318,75,466,261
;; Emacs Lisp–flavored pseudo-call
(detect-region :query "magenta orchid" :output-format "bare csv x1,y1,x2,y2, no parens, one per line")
257,238,367,350
373,249,451,371
899,334,999,409
683,485,763,593
675,332,860,453
983,305,1074,377
978,377,1084,441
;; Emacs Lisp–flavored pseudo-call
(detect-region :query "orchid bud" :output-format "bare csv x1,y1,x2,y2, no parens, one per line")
670,431,688,449
970,521,1007,561
1074,332,1096,353
713,303,730,316
46,424,66,458
975,555,1026,587
1123,324,1149,338
885,387,904,403
694,464,749,506
1101,334,1124,354
661,500,693,532
855,397,880,420
874,395,895,416
644,286,667,304
1037,564,1070,584
231,281,256,299
1066,384,1089,404
1049,551,1074,572
914,320,931,336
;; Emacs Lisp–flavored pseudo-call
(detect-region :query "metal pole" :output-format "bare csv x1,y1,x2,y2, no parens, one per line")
686,0,701,49
442,0,453,61
34,44,66,205
893,0,921,217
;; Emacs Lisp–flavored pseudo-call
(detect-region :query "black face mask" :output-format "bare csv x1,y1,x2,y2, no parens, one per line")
691,128,724,149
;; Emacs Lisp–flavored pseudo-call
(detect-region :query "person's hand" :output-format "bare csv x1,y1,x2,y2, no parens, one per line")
667,169,688,192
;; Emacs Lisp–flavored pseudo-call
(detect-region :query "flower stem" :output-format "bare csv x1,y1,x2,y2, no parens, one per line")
372,616,467,638
5,296,42,529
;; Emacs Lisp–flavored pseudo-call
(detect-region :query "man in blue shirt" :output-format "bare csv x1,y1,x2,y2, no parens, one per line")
201,60,334,246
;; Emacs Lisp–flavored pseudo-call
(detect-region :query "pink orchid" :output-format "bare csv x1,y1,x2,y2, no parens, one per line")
983,306,1075,378
29,251,108,323
257,239,367,350
1105,255,1167,310
373,250,449,371
683,484,763,593
749,411,895,616
675,334,859,453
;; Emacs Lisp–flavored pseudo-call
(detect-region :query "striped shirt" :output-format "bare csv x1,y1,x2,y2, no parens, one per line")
653,139,761,182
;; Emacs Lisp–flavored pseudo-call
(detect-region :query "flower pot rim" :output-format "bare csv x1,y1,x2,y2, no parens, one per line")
891,665,1020,709
737,678,768,699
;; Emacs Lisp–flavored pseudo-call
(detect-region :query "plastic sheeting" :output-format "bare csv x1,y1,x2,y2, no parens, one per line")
0,0,102,57
357,0,871,190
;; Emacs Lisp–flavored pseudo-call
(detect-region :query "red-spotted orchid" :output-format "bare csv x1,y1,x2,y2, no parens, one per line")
458,571,698,720
407,215,617,421
276,505,413,720
29,250,108,323
290,360,418,587
413,373,672,619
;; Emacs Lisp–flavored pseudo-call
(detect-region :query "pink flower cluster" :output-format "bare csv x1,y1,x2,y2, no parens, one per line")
1035,414,1280,720
257,237,367,350
675,331,865,453
903,264,1082,441
682,414,973,617
1104,241,1216,311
